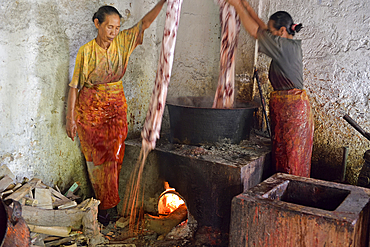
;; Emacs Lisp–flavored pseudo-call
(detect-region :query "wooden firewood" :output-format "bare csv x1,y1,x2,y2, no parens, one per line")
44,236,76,247
35,188,53,209
58,201,77,209
28,224,71,237
82,199,100,237
0,189,13,198
24,197,38,206
52,198,73,208
22,198,100,231
49,187,69,201
28,190,34,199
115,217,129,229
0,175,13,193
0,164,15,181
11,183,22,191
5,178,41,201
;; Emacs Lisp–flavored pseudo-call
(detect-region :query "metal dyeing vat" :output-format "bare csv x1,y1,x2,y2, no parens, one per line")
166,96,259,145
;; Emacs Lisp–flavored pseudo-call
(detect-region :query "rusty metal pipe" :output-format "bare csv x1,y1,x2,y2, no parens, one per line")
343,114,370,142
341,146,349,183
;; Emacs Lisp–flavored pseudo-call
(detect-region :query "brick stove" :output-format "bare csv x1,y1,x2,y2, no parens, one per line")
119,133,271,242
230,173,370,247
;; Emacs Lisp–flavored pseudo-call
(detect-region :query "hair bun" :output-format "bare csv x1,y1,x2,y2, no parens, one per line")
292,23,303,33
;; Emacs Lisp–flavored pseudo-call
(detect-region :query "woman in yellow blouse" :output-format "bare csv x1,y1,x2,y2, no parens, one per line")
66,1,166,225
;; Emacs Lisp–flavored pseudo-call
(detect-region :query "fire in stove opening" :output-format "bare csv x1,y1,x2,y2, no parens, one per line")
158,182,186,215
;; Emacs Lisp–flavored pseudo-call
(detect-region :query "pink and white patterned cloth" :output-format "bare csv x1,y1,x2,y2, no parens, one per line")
141,0,183,151
213,0,240,108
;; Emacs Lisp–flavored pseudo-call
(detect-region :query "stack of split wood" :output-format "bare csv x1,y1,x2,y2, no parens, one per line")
0,164,106,247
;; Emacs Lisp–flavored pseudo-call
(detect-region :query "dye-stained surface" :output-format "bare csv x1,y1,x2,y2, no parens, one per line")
120,134,272,234
229,173,370,247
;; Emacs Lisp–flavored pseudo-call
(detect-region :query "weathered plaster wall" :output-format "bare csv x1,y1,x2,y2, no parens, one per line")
0,0,171,195
1,0,369,196
240,0,370,184
0,0,221,195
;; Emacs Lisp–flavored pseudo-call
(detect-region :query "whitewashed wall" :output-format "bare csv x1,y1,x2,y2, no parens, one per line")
0,0,369,195
240,0,370,183
0,0,221,195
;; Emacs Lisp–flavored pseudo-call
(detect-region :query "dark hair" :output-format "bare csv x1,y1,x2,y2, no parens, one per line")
92,5,122,24
269,11,302,36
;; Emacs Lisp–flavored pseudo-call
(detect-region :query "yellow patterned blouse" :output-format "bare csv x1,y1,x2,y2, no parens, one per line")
69,20,144,89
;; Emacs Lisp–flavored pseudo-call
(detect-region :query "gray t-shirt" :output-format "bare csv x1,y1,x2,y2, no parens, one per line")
257,28,303,91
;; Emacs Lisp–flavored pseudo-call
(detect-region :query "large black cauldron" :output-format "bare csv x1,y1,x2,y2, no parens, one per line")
166,96,259,145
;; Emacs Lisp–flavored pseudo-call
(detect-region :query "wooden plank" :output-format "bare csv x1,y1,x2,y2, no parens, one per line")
44,236,76,247
52,198,73,208
23,205,85,229
35,188,53,209
0,175,13,193
58,201,77,210
28,225,71,237
0,164,15,181
48,187,70,201
5,178,41,201
49,186,74,208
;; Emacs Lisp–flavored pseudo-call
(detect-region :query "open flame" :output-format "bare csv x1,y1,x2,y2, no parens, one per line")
158,182,185,215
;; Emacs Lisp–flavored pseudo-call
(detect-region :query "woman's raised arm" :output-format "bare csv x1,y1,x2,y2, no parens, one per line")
142,0,167,31
227,0,260,38
241,0,267,30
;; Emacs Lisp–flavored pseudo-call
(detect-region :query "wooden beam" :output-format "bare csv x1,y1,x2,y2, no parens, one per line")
22,198,100,230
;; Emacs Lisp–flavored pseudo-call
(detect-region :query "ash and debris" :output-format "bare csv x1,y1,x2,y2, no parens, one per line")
156,130,271,167
94,218,226,247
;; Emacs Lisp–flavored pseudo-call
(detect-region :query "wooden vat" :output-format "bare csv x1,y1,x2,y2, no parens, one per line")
229,173,370,247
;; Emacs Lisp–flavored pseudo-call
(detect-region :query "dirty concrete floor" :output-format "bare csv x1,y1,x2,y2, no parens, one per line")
98,218,229,247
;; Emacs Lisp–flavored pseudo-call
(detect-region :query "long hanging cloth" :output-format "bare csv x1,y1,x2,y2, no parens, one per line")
213,0,240,108
141,0,183,150
122,0,183,230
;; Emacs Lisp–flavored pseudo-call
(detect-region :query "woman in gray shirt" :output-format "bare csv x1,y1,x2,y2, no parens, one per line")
228,0,314,177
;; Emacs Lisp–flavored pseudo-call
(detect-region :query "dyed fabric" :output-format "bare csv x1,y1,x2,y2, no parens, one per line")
212,0,240,108
69,21,143,89
76,81,128,209
70,22,143,209
269,89,314,177
141,0,183,151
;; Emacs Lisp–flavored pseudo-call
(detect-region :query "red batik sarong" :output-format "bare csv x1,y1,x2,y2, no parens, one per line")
269,89,314,177
75,81,128,209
